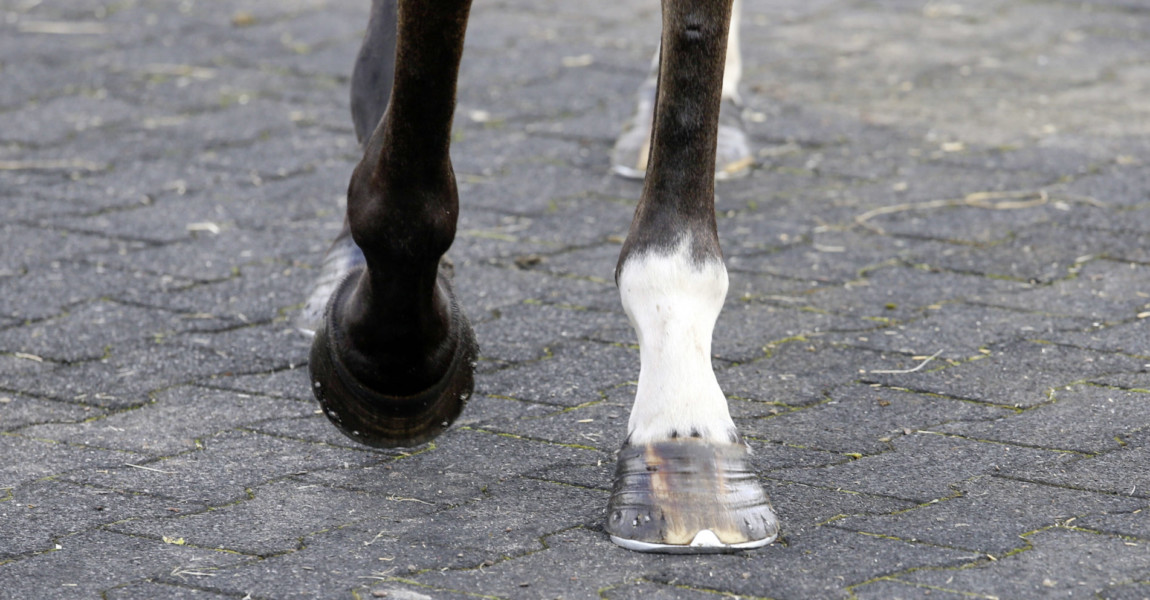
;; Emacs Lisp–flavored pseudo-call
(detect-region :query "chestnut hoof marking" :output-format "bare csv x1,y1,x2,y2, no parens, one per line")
606,439,778,554
308,266,478,449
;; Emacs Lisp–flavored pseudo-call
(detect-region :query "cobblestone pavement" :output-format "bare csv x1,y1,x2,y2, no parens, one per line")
2,0,1149,598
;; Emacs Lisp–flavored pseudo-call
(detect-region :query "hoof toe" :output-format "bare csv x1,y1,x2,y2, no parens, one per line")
606,439,778,554
308,267,477,448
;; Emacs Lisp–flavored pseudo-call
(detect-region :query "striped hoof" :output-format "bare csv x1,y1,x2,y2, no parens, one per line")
308,265,477,448
606,439,778,553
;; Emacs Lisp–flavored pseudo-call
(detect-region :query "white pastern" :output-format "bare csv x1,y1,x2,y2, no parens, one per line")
618,240,734,445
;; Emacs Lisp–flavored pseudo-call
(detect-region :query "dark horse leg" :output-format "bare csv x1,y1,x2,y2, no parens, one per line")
307,0,477,448
306,0,776,553
605,0,777,552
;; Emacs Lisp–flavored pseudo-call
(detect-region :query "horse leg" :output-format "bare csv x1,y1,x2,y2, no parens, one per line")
606,0,778,552
611,0,751,180
307,0,478,448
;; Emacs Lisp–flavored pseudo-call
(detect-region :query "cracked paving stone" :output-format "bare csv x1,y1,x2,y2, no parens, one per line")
110,480,435,557
474,301,624,363
0,392,100,431
1,223,121,272
844,302,1094,361
63,429,381,506
17,386,315,456
739,383,1013,454
169,324,313,375
205,479,603,599
727,230,912,285
0,479,199,560
799,263,1030,322
772,432,1073,503
1008,430,1150,499
897,528,1150,599
200,366,312,402
0,260,192,322
851,579,971,600
716,340,888,407
478,340,638,407
0,529,247,600
453,262,619,315
0,342,243,409
1044,318,1149,357
473,396,628,453
1075,508,1150,542
970,260,1150,321
0,435,146,490
763,479,917,539
299,427,604,507
104,582,238,600
832,475,1145,556
0,300,196,363
863,340,1147,409
647,527,979,600
937,385,1150,454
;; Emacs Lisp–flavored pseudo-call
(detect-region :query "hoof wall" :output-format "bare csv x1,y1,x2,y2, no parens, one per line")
308,266,477,448
606,440,778,554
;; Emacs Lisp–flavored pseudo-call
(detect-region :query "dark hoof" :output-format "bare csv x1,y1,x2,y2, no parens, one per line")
606,439,778,553
308,266,478,448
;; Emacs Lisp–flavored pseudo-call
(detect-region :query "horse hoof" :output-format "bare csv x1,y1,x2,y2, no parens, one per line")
308,266,478,448
605,439,778,553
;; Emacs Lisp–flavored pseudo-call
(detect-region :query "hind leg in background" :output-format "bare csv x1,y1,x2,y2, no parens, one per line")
606,0,778,553
306,0,478,448
612,0,751,180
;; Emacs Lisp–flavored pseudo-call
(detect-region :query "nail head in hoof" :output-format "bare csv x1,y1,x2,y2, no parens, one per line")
605,439,778,553
308,268,478,448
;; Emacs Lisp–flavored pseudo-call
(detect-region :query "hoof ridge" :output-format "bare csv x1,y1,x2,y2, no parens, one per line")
606,439,778,553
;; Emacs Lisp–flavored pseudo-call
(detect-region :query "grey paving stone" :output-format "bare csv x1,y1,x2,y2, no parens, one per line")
851,579,970,600
740,383,1012,454
0,257,193,319
0,300,192,362
474,301,625,363
937,385,1150,454
0,479,191,560
1077,509,1150,541
644,527,979,600
0,434,145,490
1009,432,1150,499
863,341,1147,408
110,479,435,557
477,340,638,407
0,342,241,409
104,582,239,600
773,432,1073,503
970,259,1150,321
899,528,1150,599
798,263,1030,322
1,223,121,271
833,475,1145,556
199,366,313,402
0,529,247,600
1045,318,1150,357
300,427,605,508
716,340,888,407
17,386,315,457
845,302,1094,361
0,392,99,431
63,429,381,506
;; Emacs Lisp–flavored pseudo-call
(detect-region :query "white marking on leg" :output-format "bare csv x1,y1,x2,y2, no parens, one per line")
618,237,735,445
721,0,743,101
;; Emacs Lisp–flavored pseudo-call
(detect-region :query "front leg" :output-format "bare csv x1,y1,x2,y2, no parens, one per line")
308,0,478,448
607,0,778,553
